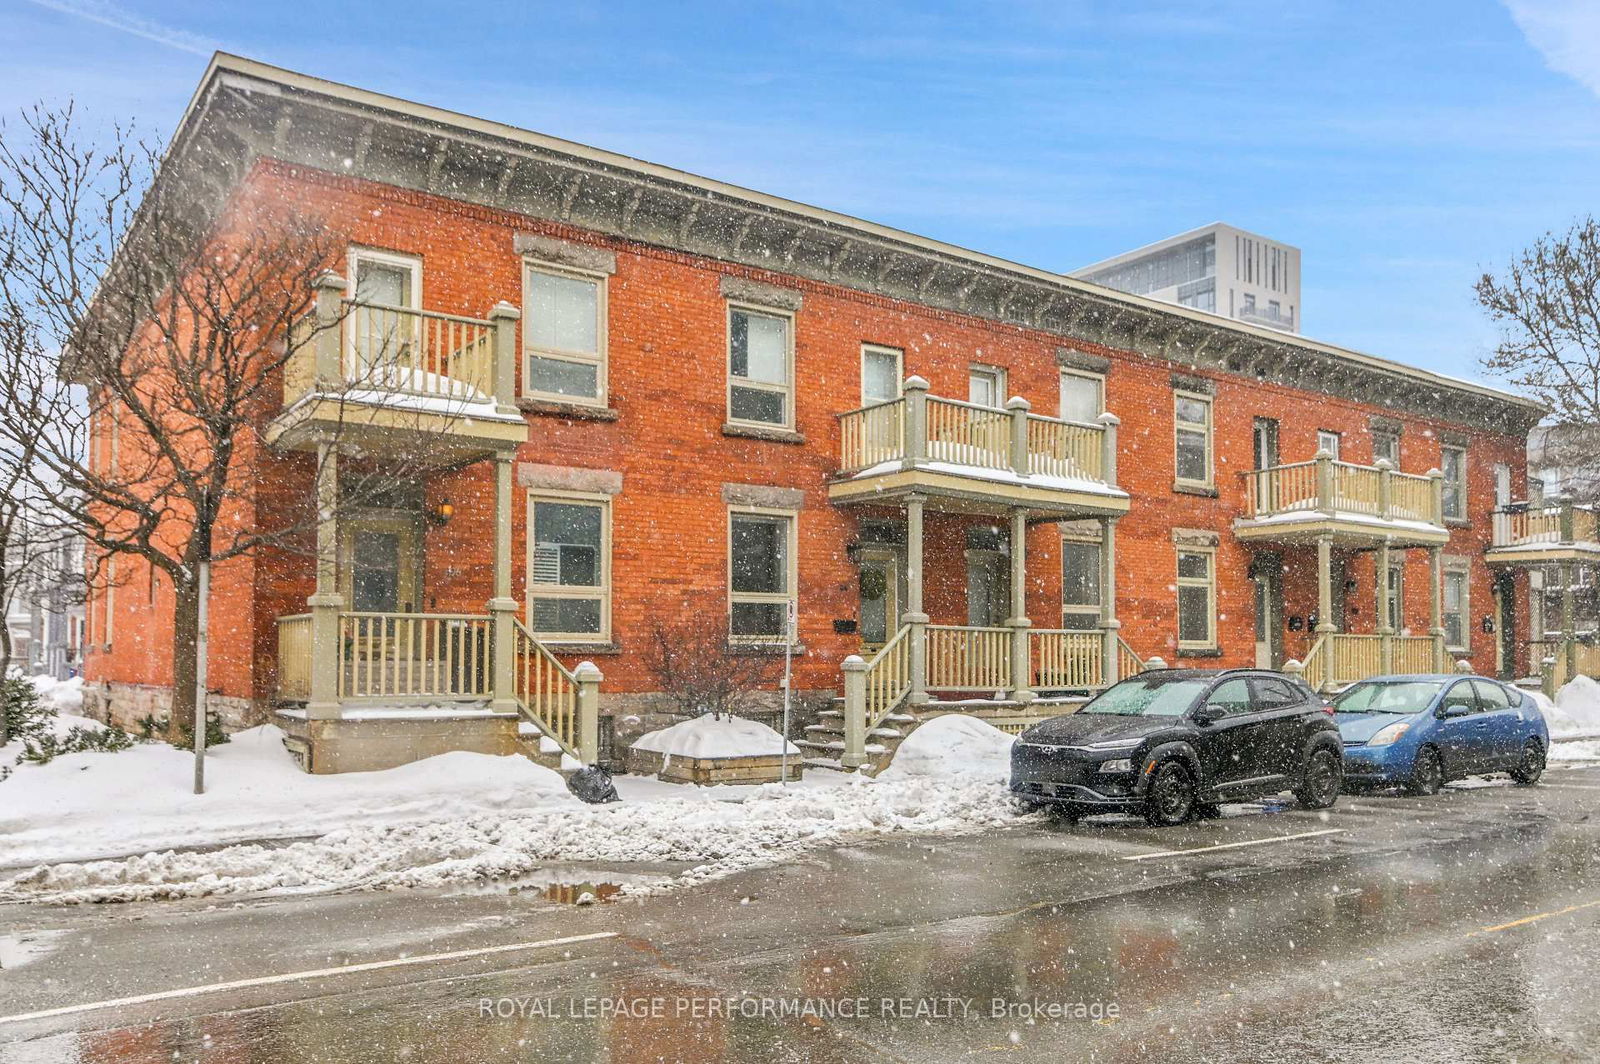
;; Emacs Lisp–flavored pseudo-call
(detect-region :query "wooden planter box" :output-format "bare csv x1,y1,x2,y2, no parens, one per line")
625,746,802,786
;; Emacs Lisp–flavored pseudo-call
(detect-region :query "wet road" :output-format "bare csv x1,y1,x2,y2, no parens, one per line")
3,766,1600,1062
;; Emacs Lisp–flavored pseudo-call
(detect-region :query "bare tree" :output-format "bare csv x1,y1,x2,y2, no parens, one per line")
1477,217,1600,426
645,595,781,720
0,104,486,741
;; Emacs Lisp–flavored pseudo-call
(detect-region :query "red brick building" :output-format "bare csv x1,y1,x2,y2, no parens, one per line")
81,56,1544,772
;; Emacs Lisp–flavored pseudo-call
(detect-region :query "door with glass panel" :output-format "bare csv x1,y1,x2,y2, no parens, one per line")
856,547,901,649
349,252,418,385
342,518,421,615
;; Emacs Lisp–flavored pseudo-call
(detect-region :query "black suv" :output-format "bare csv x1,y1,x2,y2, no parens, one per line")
1010,669,1344,826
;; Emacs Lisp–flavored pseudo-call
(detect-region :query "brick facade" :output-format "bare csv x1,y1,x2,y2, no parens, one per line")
81,156,1533,727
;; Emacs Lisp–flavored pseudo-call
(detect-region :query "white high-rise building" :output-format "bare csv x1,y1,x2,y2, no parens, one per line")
1071,222,1301,333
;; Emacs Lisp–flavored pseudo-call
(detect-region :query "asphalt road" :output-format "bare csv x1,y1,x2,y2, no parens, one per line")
3,764,1600,1063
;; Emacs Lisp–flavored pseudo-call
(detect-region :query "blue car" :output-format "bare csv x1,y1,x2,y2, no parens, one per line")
1331,674,1548,795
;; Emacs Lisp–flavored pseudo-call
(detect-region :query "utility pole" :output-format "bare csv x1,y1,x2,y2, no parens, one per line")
781,598,795,784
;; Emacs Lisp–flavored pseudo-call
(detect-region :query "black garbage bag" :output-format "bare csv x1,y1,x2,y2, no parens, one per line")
566,765,620,804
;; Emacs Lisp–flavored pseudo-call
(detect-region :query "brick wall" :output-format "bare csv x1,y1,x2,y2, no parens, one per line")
81,158,1532,717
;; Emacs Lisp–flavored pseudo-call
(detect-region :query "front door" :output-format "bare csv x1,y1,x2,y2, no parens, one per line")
1495,570,1517,679
966,550,1010,627
857,549,901,649
342,517,422,614
1253,555,1283,669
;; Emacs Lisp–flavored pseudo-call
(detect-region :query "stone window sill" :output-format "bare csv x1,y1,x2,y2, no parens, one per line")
518,397,621,422
1173,482,1219,498
1176,646,1223,658
539,641,624,656
726,642,807,657
722,422,806,445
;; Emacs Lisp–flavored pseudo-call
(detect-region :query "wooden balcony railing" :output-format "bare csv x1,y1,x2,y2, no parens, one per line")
340,612,493,700
1303,631,1444,690
1030,629,1103,689
284,273,517,414
926,624,1012,691
837,377,1117,489
1491,499,1599,549
1244,453,1442,525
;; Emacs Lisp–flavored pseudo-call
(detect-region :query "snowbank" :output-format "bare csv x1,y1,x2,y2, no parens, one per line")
1555,675,1600,734
0,724,572,867
631,714,800,759
2,771,1022,904
877,713,1015,783
29,675,84,716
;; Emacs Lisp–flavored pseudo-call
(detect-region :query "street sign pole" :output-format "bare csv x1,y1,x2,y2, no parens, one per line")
781,598,795,785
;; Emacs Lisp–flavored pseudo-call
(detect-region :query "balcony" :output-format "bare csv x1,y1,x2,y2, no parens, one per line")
1487,498,1600,566
266,273,528,461
1234,454,1448,547
829,376,1128,519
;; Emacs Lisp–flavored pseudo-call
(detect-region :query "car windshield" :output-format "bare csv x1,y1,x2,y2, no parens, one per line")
1332,681,1444,715
1082,677,1209,716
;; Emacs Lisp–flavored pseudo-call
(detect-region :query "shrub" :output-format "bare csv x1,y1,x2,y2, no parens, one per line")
2,675,53,747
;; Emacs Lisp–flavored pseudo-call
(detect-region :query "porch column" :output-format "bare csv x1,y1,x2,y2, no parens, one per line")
1007,506,1034,703
1429,545,1447,672
488,451,519,716
488,302,522,417
1375,537,1394,673
1562,562,1578,685
1099,516,1121,685
904,494,929,705
307,442,343,720
1316,533,1338,690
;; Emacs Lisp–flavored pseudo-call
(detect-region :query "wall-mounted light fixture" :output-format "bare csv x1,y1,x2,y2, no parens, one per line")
429,499,455,527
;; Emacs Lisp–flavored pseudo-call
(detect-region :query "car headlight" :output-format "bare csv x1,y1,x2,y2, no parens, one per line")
1367,721,1412,747
1087,737,1141,750
1099,758,1134,773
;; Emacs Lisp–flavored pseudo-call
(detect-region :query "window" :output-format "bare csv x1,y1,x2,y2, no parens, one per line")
727,306,793,427
729,510,796,642
1473,680,1513,712
1317,430,1341,460
349,247,419,308
525,263,606,403
1204,678,1252,716
1062,536,1102,631
861,345,902,405
528,494,610,641
1252,676,1302,709
1443,566,1469,651
1174,392,1213,488
1440,681,1478,716
968,365,1006,409
1373,430,1400,466
1059,369,1104,424
1441,444,1467,521
1176,548,1217,651
1493,463,1512,508
1241,293,1257,314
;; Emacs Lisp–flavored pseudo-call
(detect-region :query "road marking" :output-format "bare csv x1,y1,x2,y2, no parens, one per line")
1468,899,1600,937
0,931,618,1026
1121,828,1345,862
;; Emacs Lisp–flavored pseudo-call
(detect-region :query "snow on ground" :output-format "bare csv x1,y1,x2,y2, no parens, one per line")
631,713,800,760
0,724,573,868
29,675,85,716
0,714,1027,905
1530,676,1600,759
876,713,1014,782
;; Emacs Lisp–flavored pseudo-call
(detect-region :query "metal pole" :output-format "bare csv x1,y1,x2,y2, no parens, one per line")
781,597,794,784
193,558,209,795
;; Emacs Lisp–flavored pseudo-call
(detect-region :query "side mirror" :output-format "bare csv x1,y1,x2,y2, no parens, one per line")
1192,705,1224,726
1438,703,1471,719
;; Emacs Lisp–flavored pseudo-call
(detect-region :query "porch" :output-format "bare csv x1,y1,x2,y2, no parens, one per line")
1488,496,1600,695
1236,451,1451,692
825,377,1140,771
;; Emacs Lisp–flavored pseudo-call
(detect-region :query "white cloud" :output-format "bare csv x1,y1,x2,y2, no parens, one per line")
23,0,218,57
1503,0,1600,97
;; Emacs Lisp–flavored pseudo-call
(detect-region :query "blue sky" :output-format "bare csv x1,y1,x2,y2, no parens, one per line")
3,0,1598,385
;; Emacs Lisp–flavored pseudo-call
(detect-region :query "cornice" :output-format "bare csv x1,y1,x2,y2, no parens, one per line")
140,55,1545,437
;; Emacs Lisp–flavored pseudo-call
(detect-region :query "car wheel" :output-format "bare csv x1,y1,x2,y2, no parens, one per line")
1510,738,1546,786
1405,746,1444,797
1295,747,1342,809
1143,761,1196,827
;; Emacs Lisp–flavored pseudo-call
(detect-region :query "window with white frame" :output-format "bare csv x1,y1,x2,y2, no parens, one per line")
528,494,610,641
1441,444,1467,521
1443,565,1470,651
729,510,796,641
1060,369,1104,424
1317,430,1341,460
1061,534,1102,631
861,345,902,405
727,305,793,427
968,364,1006,409
1176,547,1217,650
525,263,606,403
1174,392,1213,488
1373,429,1400,466
1387,563,1405,632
